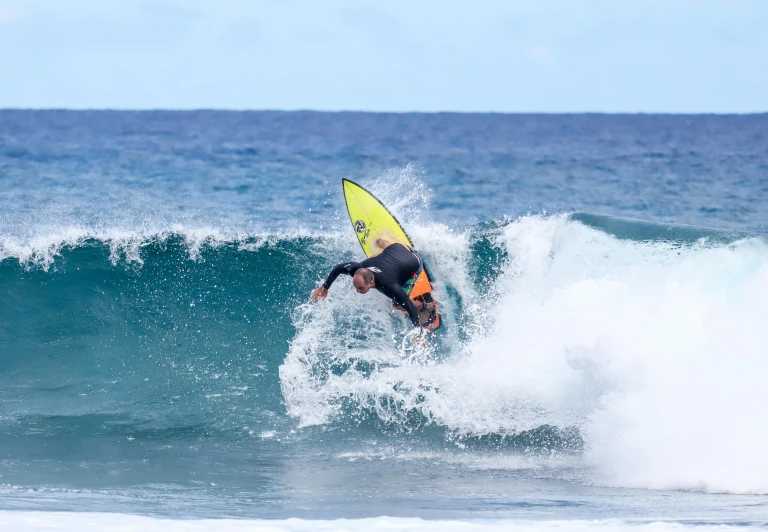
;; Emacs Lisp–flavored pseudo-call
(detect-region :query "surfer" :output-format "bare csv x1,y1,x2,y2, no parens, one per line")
310,239,434,328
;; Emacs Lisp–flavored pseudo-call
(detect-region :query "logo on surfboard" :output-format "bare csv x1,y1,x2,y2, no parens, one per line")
353,220,366,233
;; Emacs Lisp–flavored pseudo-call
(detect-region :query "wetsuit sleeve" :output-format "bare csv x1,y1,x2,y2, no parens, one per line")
381,284,421,328
322,262,360,290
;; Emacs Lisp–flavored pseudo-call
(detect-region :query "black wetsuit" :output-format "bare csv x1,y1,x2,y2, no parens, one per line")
323,243,421,327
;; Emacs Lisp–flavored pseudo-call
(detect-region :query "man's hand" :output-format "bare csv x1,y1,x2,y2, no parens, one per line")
310,286,328,302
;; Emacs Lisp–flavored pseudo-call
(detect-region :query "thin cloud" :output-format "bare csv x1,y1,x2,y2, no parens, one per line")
339,6,400,30
0,4,22,24
524,44,556,65
138,1,201,20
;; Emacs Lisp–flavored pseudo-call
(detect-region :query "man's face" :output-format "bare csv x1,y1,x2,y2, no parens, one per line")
353,275,372,294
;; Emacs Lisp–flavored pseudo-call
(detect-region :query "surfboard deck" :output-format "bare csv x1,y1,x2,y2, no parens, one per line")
342,178,441,330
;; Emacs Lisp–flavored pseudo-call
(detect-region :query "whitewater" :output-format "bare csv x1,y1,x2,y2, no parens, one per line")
1,111,767,529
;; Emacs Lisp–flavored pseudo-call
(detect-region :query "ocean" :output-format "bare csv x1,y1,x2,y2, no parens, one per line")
0,110,767,531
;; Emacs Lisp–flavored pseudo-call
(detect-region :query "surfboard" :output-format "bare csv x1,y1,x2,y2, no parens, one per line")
342,178,441,330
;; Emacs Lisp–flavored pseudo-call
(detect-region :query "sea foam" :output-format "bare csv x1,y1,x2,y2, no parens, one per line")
281,213,768,494
0,512,762,532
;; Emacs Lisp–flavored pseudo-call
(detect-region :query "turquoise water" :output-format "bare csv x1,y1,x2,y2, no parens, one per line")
1,111,767,527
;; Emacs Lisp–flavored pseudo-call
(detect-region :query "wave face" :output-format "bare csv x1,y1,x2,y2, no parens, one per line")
2,211,767,498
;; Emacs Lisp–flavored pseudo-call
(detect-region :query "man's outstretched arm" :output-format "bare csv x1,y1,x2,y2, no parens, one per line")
310,262,360,301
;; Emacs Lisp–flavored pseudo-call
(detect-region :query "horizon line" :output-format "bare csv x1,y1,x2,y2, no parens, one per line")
1,108,767,115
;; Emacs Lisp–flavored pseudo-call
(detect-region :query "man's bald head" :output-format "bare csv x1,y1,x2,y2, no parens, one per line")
353,268,375,294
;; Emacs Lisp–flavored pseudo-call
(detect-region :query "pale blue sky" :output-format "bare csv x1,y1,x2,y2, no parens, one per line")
0,0,766,112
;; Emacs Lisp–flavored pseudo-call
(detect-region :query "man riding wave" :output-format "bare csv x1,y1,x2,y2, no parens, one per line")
310,239,435,328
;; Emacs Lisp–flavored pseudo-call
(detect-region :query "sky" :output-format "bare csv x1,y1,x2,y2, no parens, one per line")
0,0,766,112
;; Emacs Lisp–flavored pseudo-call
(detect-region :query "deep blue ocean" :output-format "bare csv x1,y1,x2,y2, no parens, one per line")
1,111,767,531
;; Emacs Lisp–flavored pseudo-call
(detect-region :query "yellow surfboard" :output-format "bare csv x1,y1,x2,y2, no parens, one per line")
342,179,441,330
